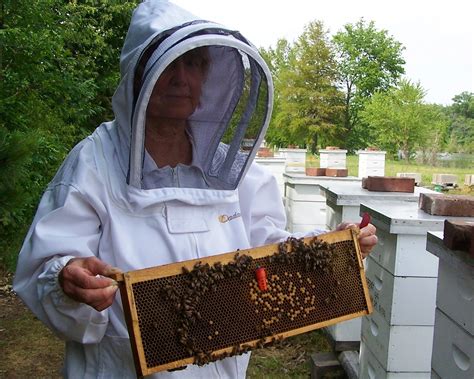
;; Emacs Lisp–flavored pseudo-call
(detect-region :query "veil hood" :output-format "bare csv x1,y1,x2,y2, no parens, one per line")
111,0,273,190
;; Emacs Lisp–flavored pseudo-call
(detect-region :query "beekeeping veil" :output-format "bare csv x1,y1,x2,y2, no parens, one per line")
111,0,273,190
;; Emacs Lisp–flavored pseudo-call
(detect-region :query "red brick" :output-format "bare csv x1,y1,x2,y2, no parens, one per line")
364,176,415,192
362,177,368,189
305,167,326,176
443,220,474,257
419,193,474,217
325,168,348,177
257,147,274,157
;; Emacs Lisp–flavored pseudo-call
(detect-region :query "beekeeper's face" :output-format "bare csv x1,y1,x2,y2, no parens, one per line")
147,48,209,122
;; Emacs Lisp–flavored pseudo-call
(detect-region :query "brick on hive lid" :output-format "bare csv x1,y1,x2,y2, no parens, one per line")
363,176,415,192
419,193,474,217
306,167,326,176
443,220,474,257
325,168,348,177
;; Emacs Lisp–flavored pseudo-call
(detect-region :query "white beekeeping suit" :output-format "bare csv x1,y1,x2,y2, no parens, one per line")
13,1,320,378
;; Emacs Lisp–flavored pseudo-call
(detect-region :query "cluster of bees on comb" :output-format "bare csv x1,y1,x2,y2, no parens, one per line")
160,236,338,369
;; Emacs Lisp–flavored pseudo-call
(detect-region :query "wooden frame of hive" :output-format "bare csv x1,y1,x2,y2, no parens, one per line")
111,228,373,377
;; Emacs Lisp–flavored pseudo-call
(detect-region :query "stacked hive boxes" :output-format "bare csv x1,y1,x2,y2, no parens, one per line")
319,148,347,169
283,173,361,233
357,150,386,178
358,202,444,378
322,184,436,352
359,202,474,378
279,148,307,174
426,232,473,379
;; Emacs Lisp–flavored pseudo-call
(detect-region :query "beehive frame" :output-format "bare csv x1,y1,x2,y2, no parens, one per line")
112,229,372,377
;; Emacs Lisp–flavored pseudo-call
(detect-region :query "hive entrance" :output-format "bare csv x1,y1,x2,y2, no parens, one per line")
115,229,372,377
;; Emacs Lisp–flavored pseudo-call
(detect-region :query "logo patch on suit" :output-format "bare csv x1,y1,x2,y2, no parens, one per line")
218,211,241,223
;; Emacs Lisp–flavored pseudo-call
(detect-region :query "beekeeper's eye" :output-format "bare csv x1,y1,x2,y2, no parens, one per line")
184,55,202,69
182,52,204,70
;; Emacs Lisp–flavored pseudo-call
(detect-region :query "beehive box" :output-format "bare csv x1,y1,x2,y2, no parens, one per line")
359,339,431,379
361,309,434,372
111,229,372,377
365,257,437,326
431,309,474,379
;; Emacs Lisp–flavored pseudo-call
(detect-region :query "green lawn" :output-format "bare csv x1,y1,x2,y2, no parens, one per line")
306,154,474,190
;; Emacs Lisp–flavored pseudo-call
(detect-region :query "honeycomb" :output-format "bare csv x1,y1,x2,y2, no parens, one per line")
117,229,372,377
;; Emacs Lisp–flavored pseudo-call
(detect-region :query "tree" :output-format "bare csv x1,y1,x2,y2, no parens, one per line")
333,19,405,150
360,79,448,161
260,39,296,147
267,21,345,151
0,0,138,270
446,92,474,153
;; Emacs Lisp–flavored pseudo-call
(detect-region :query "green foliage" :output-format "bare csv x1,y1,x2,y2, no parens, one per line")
445,92,474,153
360,79,449,161
263,22,345,152
0,0,138,270
332,19,406,150
262,18,405,153
260,39,297,148
0,128,37,227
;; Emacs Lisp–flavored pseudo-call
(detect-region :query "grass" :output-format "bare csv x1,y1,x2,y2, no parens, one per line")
247,330,344,378
0,270,63,378
306,154,474,190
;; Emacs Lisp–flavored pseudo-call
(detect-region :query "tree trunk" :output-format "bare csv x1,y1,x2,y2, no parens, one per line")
309,133,318,154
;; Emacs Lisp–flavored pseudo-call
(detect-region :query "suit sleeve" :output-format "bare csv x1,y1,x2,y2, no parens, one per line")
13,183,109,344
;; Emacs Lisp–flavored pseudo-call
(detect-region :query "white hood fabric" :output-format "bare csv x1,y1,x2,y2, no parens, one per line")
13,1,321,378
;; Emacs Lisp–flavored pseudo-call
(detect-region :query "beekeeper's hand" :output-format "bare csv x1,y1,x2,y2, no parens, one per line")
336,222,377,259
58,256,121,311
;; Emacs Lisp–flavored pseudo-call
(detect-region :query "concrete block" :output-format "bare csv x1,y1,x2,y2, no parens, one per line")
310,351,342,379
364,176,415,193
338,351,359,379
432,173,458,187
396,172,422,185
443,220,474,256
325,319,361,352
419,193,474,217
465,174,474,186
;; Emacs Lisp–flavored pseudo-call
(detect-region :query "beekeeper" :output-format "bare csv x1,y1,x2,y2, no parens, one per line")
13,1,377,378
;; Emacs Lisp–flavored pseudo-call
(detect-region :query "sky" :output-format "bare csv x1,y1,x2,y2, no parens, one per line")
172,0,474,105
